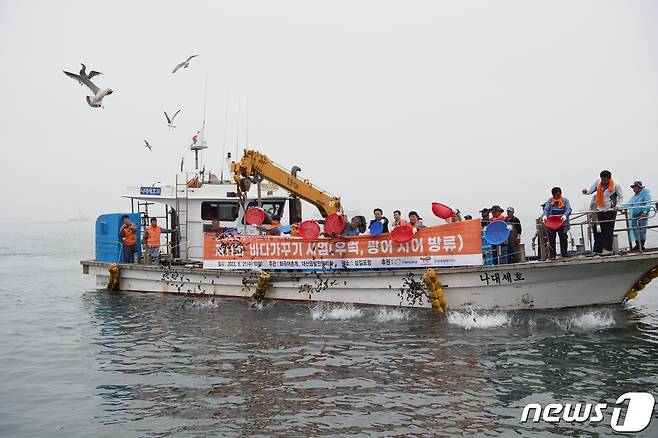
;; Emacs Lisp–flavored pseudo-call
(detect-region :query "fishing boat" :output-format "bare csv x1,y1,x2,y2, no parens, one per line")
81,141,658,311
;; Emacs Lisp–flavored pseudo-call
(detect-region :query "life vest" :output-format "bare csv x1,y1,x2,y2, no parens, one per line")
146,225,161,247
122,226,137,246
291,223,300,237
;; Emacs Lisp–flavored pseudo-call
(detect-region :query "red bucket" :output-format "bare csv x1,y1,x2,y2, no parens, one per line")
244,207,266,226
391,225,415,243
544,215,564,231
299,220,321,240
324,213,345,235
432,202,453,219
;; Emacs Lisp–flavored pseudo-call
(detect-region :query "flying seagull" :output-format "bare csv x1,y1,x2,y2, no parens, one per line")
144,140,152,151
172,55,199,74
164,109,181,128
79,63,102,80
67,63,102,86
63,65,113,108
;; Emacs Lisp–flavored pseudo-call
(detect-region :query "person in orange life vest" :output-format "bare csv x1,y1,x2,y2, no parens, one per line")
258,214,282,236
490,205,506,222
542,187,572,259
119,215,138,263
143,217,175,265
582,170,624,255
290,216,302,237
391,210,408,229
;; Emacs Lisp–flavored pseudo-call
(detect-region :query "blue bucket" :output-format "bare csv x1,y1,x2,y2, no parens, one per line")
370,220,384,237
484,221,509,245
278,225,292,234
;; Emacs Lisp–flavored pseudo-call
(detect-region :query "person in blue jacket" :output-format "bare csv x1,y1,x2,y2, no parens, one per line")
624,181,652,251
542,187,572,259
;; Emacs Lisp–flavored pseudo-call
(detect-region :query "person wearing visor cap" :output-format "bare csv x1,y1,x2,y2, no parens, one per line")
479,208,490,229
623,181,652,251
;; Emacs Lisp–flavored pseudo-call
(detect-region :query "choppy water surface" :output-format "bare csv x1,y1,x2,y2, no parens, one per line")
1,223,658,437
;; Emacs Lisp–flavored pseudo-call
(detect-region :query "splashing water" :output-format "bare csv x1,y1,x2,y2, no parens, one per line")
553,310,616,330
311,304,364,320
447,308,512,330
374,307,409,323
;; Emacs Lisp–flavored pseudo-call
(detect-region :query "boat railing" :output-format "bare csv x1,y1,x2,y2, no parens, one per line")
532,200,658,259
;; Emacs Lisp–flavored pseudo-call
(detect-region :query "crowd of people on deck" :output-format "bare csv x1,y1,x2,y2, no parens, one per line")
119,169,654,264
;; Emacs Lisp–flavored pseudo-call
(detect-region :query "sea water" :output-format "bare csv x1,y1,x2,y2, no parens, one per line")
1,222,657,436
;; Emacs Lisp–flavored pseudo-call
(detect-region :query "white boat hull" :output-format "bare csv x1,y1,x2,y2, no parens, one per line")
81,253,658,311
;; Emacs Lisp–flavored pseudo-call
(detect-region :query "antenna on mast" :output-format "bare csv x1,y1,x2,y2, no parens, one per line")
235,99,241,159
191,74,209,171
220,91,229,181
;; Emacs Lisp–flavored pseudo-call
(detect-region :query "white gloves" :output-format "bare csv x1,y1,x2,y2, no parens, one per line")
542,216,547,222
560,215,567,221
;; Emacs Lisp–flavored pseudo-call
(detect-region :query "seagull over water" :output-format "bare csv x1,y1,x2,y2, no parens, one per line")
144,140,152,151
172,55,199,74
164,109,181,128
63,64,113,108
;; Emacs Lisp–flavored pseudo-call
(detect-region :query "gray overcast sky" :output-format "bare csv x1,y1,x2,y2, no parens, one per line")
1,0,657,223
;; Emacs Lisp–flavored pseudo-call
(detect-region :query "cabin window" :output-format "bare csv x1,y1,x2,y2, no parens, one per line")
201,201,239,221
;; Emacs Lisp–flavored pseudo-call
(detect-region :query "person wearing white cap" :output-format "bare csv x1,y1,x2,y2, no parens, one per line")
623,181,652,251
505,207,522,263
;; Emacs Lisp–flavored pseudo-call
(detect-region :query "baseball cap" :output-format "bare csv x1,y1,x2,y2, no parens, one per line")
630,181,644,189
506,206,514,213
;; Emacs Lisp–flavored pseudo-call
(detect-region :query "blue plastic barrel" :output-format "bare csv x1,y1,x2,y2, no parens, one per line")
484,221,509,245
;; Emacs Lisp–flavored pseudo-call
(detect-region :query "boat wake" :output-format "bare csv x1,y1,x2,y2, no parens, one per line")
447,308,511,330
311,304,363,321
552,310,615,330
374,307,410,322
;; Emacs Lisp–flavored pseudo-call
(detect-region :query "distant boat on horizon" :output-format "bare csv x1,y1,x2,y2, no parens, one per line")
67,211,89,222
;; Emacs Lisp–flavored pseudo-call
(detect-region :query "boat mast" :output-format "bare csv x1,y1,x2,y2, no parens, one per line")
220,91,229,181
191,75,209,173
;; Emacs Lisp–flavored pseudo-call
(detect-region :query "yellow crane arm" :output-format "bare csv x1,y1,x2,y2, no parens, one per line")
231,149,342,217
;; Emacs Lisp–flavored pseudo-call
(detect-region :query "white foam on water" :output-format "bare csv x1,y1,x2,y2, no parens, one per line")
374,307,409,322
446,308,512,330
554,310,615,330
188,299,219,309
311,304,364,321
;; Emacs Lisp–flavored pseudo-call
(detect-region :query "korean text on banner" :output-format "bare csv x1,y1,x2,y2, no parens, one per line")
203,219,483,270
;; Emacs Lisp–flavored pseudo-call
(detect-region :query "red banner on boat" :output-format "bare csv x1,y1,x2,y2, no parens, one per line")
202,219,483,270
